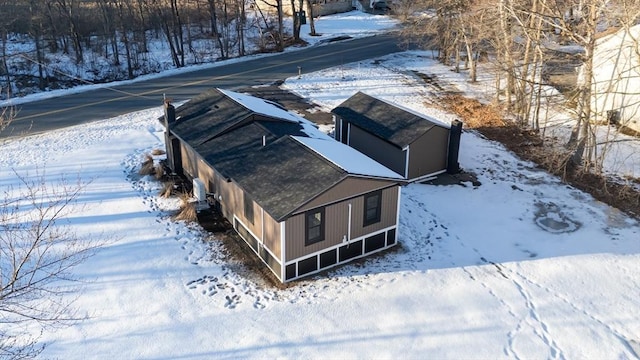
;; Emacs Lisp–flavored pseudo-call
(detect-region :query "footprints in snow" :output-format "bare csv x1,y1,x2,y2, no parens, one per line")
186,274,270,310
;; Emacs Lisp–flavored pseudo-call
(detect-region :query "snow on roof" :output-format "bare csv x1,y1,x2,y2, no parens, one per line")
218,88,334,140
364,92,452,128
220,87,343,141
292,136,404,179
219,88,300,123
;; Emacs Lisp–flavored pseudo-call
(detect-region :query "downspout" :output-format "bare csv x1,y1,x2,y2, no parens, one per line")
261,208,264,244
395,186,401,242
404,147,410,179
280,221,286,281
347,203,352,245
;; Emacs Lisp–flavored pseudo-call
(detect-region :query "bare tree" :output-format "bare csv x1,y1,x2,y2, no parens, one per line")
257,0,285,51
54,0,84,64
305,0,317,36
0,169,102,358
0,99,14,134
290,0,304,42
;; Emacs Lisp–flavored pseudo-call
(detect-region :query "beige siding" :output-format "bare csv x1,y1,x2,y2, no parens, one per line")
408,126,449,179
211,171,282,261
217,176,239,221
180,143,198,179
285,209,347,261
196,158,214,189
285,186,399,261
298,177,396,213
263,212,281,259
351,186,399,239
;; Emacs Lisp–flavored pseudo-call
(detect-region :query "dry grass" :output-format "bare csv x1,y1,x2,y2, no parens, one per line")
154,164,165,180
159,180,175,198
151,148,166,156
139,154,155,176
441,94,505,128
174,192,197,222
440,94,640,219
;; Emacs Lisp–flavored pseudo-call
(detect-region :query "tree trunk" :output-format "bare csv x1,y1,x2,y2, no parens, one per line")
306,0,317,36
498,0,514,110
170,0,184,67
290,0,301,42
236,0,246,56
569,3,599,171
208,0,226,58
276,0,285,51
116,1,134,79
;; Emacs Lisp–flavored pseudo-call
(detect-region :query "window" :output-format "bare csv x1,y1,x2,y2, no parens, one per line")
363,190,382,226
244,194,254,224
305,208,325,245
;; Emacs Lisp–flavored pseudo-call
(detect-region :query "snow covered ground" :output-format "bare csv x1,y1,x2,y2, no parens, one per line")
1,11,639,360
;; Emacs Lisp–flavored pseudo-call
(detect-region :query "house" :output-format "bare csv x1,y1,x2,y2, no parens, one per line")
255,0,354,18
332,92,463,182
585,25,640,134
162,88,403,282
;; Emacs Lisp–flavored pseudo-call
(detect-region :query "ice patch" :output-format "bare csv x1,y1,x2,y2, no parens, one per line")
534,202,582,234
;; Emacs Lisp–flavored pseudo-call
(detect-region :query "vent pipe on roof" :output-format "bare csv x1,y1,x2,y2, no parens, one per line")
262,135,266,147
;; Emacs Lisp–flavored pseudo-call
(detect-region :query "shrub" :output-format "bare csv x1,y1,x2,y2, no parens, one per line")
139,154,155,176
159,180,175,198
154,164,165,180
174,192,197,222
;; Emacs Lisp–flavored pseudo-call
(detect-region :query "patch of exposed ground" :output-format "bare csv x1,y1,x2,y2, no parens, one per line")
439,94,640,219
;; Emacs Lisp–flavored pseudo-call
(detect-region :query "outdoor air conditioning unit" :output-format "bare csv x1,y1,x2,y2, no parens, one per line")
193,178,206,202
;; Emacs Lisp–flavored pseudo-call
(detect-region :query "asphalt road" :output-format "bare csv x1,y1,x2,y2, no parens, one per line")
2,33,405,139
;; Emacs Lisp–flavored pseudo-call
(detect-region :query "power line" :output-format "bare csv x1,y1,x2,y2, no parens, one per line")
16,53,157,100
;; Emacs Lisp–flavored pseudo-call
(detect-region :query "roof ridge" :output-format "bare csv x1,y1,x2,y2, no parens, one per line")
218,88,301,124
291,136,403,180
285,135,348,174
359,91,451,129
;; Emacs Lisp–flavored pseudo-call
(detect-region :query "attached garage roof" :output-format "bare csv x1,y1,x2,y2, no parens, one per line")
331,91,450,149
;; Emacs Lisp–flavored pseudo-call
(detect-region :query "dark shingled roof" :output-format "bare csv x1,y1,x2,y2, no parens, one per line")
331,91,449,149
166,88,364,221
170,88,253,146
219,136,347,221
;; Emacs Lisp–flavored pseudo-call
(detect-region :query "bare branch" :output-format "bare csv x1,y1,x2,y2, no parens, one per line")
0,168,104,358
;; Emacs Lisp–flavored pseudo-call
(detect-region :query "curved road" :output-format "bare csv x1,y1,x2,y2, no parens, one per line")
2,33,405,139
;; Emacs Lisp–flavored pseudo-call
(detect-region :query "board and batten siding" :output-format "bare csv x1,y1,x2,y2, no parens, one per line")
298,177,397,213
179,142,198,180
350,187,398,239
348,124,406,177
262,212,281,259
407,126,449,179
285,186,399,261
